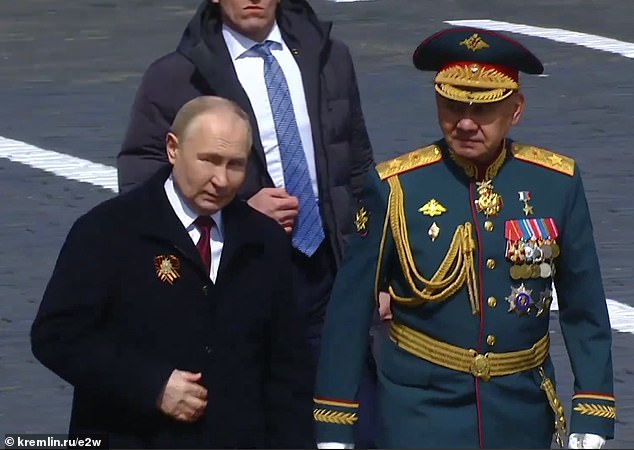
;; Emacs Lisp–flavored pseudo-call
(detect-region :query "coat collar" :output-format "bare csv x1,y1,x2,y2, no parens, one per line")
177,2,332,188
130,168,262,281
445,138,511,181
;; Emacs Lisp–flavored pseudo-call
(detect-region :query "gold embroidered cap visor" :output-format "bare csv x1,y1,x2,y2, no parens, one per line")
413,27,544,104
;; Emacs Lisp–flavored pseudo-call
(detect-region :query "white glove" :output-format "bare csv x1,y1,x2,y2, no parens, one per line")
317,443,354,449
568,433,606,449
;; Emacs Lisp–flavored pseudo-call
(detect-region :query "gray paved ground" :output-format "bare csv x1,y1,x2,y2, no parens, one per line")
1,0,633,447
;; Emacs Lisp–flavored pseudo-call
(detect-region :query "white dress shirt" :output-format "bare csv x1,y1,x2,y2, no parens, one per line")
222,22,319,199
164,175,224,283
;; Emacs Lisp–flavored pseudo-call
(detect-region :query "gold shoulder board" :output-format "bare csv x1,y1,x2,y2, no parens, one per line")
376,145,443,180
512,143,575,176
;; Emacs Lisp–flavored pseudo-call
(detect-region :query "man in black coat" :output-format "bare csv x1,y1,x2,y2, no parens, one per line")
32,96,312,448
117,1,378,446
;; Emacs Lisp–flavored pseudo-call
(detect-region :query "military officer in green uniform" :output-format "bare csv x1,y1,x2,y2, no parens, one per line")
313,27,615,449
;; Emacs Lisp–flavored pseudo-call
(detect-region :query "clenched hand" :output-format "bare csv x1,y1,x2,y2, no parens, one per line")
248,188,299,234
157,369,208,422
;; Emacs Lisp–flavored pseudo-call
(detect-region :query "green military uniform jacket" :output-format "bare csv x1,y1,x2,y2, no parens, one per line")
314,139,615,448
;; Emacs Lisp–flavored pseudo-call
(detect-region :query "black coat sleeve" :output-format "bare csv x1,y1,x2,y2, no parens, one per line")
117,58,180,194
265,235,314,448
342,44,374,202
30,212,175,416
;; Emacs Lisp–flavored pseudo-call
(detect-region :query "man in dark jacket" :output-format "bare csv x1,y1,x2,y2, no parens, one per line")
117,0,377,446
32,97,313,448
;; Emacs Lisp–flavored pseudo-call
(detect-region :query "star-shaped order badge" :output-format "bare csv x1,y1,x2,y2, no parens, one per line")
536,288,554,317
154,255,181,285
506,283,534,316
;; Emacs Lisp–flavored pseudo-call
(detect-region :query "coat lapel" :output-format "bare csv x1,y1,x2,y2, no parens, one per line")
216,200,262,282
132,169,209,278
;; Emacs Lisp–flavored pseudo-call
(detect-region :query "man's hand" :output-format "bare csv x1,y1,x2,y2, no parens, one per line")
378,291,392,321
568,433,606,449
247,188,299,234
157,369,208,422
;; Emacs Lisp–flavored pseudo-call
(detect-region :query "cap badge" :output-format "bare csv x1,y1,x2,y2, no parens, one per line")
460,33,490,52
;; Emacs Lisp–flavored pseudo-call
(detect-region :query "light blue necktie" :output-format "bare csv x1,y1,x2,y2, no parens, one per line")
252,40,325,257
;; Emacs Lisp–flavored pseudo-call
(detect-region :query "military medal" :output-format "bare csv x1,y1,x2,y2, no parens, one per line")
518,191,534,216
536,288,554,317
542,241,553,259
506,283,534,316
539,262,552,278
505,217,561,281
510,265,522,280
474,180,503,218
530,264,541,279
154,255,181,285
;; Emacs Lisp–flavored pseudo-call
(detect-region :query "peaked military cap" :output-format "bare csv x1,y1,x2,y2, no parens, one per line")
413,27,544,103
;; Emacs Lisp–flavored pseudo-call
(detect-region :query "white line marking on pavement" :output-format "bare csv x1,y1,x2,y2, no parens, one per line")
2,135,634,335
551,291,634,335
445,20,634,59
0,136,118,193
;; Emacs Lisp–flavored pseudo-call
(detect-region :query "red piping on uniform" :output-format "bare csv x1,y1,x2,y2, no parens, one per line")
469,181,485,449
573,392,616,399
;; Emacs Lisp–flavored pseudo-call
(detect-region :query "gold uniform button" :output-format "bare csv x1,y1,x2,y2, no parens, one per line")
484,221,494,232
486,258,496,269
486,335,496,346
487,296,497,308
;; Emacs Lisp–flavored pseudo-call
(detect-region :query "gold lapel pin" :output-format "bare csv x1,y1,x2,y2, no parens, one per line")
154,255,181,285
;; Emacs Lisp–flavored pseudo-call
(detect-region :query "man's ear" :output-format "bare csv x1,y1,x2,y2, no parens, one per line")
511,92,525,126
166,132,179,165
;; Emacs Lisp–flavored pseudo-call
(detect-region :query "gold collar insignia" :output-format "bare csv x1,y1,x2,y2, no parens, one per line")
450,142,508,181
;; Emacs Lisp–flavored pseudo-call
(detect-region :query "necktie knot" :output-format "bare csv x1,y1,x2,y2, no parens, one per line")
251,40,276,58
194,215,214,233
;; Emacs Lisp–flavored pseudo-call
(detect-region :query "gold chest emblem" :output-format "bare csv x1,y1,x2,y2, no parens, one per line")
355,206,369,236
154,255,181,284
474,180,503,218
419,199,447,217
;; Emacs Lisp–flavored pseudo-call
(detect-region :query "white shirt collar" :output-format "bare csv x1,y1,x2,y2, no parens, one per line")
164,173,223,236
222,21,284,60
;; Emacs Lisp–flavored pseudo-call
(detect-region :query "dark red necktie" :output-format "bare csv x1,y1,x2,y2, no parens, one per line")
194,216,214,276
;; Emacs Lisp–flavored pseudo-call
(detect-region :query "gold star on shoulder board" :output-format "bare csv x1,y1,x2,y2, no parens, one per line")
419,199,447,217
549,154,563,167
